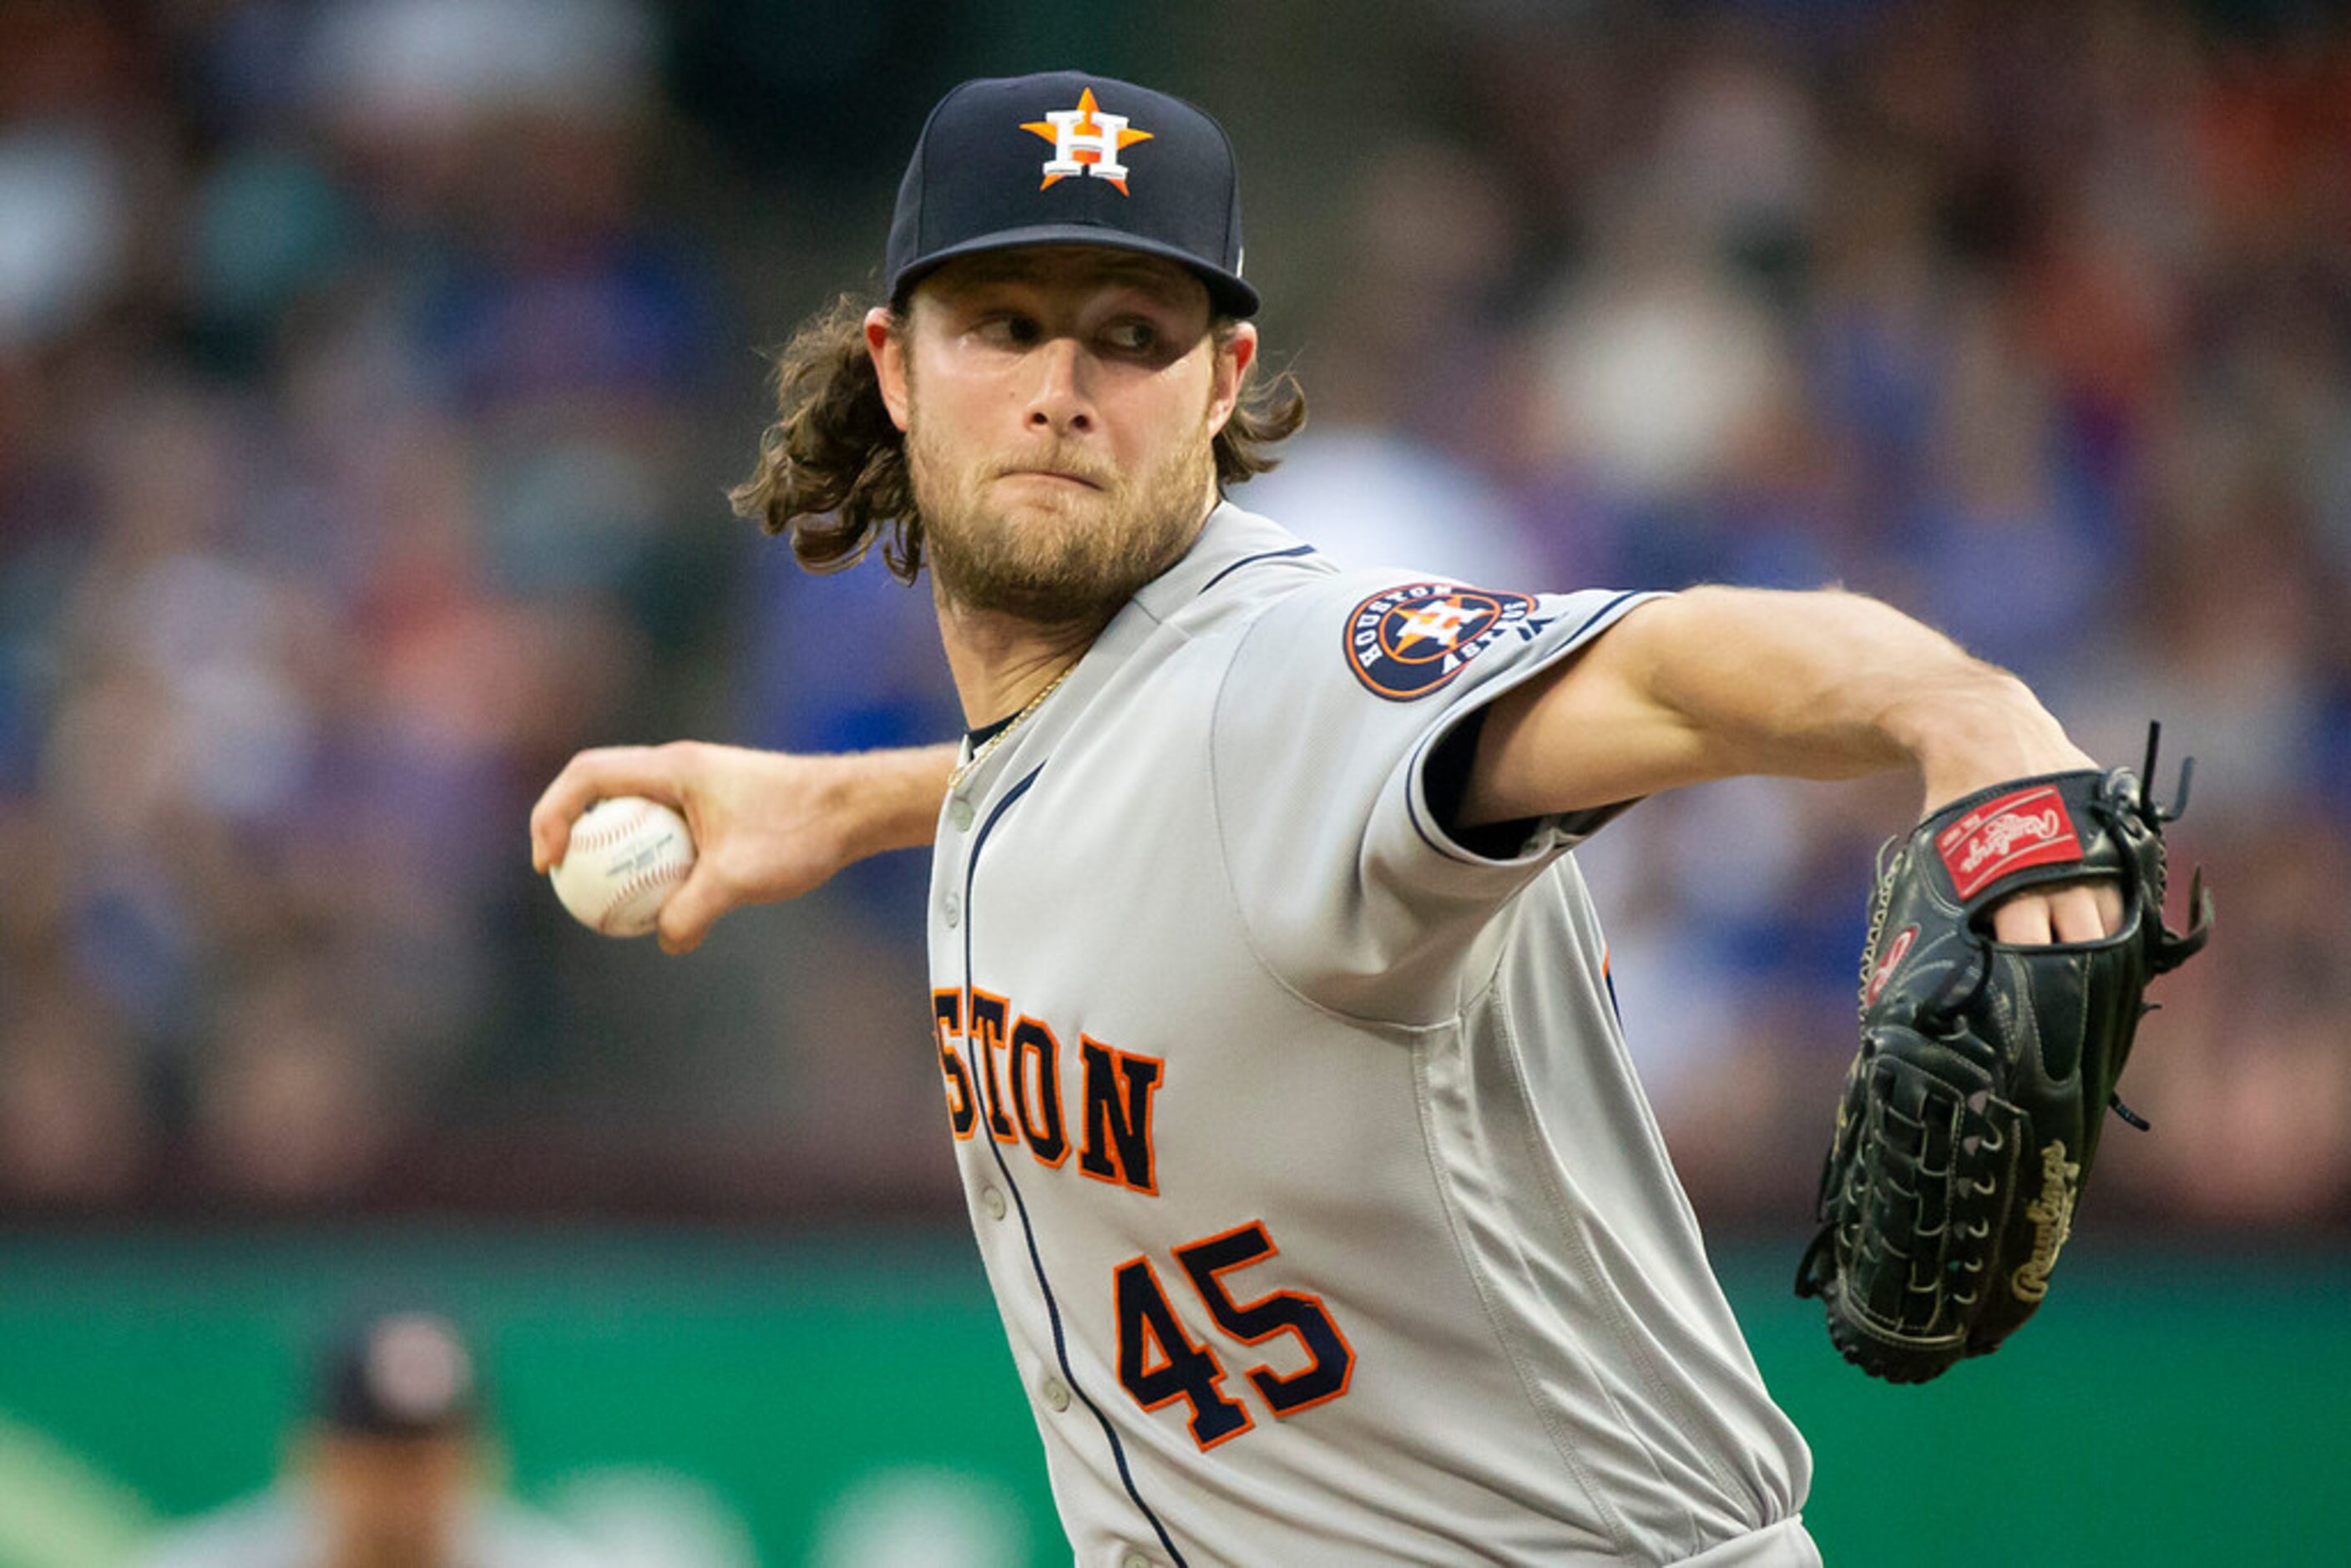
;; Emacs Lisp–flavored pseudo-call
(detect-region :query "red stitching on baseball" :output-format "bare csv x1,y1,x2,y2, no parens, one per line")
571,799,658,856
594,857,692,933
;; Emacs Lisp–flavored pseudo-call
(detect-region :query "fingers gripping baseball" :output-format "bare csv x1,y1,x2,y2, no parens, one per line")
531,743,856,953
650,857,737,954
531,745,685,875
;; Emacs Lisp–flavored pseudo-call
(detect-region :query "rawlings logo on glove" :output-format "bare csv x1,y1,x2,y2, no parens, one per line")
1936,785,2083,897
1795,729,2213,1383
2010,1142,2081,1304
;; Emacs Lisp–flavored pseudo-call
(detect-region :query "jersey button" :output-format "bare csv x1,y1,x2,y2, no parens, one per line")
1120,1552,1153,1568
942,890,961,927
948,796,975,832
1040,1375,1071,1413
978,1186,1006,1221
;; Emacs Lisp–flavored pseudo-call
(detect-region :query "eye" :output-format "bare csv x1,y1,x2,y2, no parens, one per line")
973,312,1041,347
1101,318,1160,354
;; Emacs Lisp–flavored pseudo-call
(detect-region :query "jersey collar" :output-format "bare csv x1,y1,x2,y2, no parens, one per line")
944,503,1320,795
1130,499,1322,619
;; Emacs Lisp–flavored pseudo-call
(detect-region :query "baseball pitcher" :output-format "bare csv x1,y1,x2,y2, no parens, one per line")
533,72,2204,1565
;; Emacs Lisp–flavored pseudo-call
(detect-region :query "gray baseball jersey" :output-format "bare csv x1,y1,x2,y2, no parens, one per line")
926,503,1817,1566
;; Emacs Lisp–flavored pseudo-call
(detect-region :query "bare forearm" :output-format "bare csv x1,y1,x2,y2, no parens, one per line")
1469,587,2085,824
816,742,961,859
1648,587,2072,792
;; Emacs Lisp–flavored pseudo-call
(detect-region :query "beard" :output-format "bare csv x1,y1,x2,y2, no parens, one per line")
907,407,1216,626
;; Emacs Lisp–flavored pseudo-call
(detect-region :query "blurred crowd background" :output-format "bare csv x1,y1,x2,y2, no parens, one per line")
2,0,2346,1240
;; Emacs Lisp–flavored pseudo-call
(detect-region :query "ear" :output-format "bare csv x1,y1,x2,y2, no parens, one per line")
1206,321,1257,439
865,306,911,432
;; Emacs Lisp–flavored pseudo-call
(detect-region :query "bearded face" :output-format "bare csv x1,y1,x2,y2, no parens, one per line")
882,249,1243,627
906,385,1218,625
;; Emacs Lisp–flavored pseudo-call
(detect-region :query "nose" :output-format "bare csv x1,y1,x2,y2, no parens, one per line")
1025,336,1095,437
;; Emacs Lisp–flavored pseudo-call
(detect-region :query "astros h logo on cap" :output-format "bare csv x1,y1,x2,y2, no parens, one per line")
882,70,1258,318
1024,87,1155,194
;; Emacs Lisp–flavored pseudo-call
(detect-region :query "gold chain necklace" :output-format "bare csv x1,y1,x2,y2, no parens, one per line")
949,667,1073,792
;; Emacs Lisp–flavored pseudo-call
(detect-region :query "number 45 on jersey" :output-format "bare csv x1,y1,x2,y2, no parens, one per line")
1115,1219,1355,1449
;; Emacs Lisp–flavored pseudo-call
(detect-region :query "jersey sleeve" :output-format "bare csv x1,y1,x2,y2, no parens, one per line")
1209,575,1665,1025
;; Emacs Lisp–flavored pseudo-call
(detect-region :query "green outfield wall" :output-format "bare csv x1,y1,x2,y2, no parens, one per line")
0,1232,2337,1565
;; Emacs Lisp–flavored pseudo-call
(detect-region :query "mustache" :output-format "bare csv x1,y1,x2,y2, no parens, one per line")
991,449,1115,488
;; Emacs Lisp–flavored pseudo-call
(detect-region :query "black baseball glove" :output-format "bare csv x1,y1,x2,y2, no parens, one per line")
1795,736,2212,1383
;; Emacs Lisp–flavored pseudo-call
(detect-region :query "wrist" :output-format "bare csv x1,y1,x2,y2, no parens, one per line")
1883,670,2090,815
822,744,956,861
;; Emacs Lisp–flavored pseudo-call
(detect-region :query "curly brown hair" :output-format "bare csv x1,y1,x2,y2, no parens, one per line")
728,295,1306,582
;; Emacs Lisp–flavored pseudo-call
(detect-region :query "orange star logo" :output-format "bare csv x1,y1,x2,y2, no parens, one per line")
1021,87,1154,195
1395,597,1475,648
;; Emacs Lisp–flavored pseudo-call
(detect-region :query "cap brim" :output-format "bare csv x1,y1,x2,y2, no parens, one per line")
891,223,1259,319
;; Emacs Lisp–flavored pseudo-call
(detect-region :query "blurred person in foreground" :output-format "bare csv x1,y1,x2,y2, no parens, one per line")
142,1311,604,1568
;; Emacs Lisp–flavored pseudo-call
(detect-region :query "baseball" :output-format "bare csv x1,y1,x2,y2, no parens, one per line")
549,797,695,938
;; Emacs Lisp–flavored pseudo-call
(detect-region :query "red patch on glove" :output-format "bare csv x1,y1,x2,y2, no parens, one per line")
1936,786,2083,899
1867,925,1917,1004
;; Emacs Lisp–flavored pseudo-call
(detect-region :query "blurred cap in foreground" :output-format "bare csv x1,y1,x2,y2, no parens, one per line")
316,1312,482,1438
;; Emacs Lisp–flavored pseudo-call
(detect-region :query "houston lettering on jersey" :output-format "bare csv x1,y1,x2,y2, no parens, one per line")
933,987,1363,1450
933,989,1160,1193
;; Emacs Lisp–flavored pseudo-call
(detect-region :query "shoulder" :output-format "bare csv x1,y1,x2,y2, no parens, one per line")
1126,501,1336,637
1234,571,1656,708
139,1493,311,1568
468,1500,612,1568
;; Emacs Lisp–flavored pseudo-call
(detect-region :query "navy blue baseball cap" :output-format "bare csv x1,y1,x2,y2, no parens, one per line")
316,1312,481,1438
885,71,1258,319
